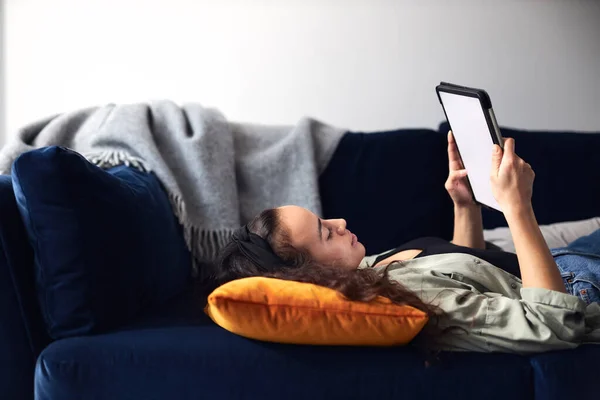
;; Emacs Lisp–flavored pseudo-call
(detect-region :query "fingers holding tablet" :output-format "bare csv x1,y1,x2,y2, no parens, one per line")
490,137,535,211
447,131,465,171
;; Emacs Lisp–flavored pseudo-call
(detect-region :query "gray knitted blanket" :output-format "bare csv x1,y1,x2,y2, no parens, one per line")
0,100,345,268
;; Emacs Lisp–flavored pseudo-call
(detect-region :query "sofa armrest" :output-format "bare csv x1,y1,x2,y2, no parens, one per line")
0,175,50,400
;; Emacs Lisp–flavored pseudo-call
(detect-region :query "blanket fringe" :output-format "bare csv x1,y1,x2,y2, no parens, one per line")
167,193,235,275
85,151,150,172
86,151,234,276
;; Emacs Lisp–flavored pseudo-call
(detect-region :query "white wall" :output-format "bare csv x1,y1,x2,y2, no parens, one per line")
4,0,600,144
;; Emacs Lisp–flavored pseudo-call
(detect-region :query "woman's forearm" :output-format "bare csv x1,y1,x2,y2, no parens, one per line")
504,205,567,293
452,204,486,249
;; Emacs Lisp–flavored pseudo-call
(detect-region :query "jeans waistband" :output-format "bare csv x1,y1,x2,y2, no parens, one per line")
551,248,600,259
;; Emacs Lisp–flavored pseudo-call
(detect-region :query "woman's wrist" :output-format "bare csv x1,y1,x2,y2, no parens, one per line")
454,201,481,212
452,202,485,249
453,203,483,227
502,201,534,222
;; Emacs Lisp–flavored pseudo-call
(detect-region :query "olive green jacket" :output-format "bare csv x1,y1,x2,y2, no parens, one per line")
360,252,600,354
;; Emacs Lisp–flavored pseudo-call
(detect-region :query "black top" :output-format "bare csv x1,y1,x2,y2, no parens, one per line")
372,237,521,278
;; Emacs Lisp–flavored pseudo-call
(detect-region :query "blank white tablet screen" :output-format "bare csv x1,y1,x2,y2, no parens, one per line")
439,91,502,211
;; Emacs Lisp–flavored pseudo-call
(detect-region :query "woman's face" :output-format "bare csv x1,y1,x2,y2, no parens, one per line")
277,205,366,269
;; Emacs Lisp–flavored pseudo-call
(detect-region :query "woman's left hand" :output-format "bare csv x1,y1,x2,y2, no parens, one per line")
445,131,476,207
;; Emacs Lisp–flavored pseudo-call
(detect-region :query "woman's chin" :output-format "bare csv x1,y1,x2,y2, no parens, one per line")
355,242,366,258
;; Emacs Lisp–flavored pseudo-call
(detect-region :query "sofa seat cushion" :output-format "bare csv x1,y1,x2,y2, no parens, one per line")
529,345,600,400
35,304,533,400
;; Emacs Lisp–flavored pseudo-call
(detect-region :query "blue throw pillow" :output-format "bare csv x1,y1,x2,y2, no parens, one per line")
12,146,192,339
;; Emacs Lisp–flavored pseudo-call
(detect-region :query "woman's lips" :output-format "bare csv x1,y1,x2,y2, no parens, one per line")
351,233,358,247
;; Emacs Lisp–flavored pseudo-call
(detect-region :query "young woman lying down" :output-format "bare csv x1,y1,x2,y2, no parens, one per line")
209,131,600,354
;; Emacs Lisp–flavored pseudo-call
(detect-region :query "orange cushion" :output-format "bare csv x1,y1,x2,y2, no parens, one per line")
204,276,428,346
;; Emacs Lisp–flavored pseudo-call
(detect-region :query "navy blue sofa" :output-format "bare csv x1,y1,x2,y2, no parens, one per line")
2,124,600,399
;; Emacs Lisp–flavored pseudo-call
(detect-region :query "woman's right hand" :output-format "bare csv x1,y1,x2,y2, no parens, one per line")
491,138,567,293
490,138,535,213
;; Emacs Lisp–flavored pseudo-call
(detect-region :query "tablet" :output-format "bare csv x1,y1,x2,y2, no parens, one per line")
436,82,504,212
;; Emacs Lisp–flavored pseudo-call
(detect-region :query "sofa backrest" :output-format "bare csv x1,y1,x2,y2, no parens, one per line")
321,125,600,255
320,128,453,255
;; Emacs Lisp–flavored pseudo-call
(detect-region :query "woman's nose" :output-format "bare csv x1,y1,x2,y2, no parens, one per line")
326,218,347,234
335,219,347,234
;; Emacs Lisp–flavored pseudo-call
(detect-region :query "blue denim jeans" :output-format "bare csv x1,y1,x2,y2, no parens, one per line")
551,228,600,304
